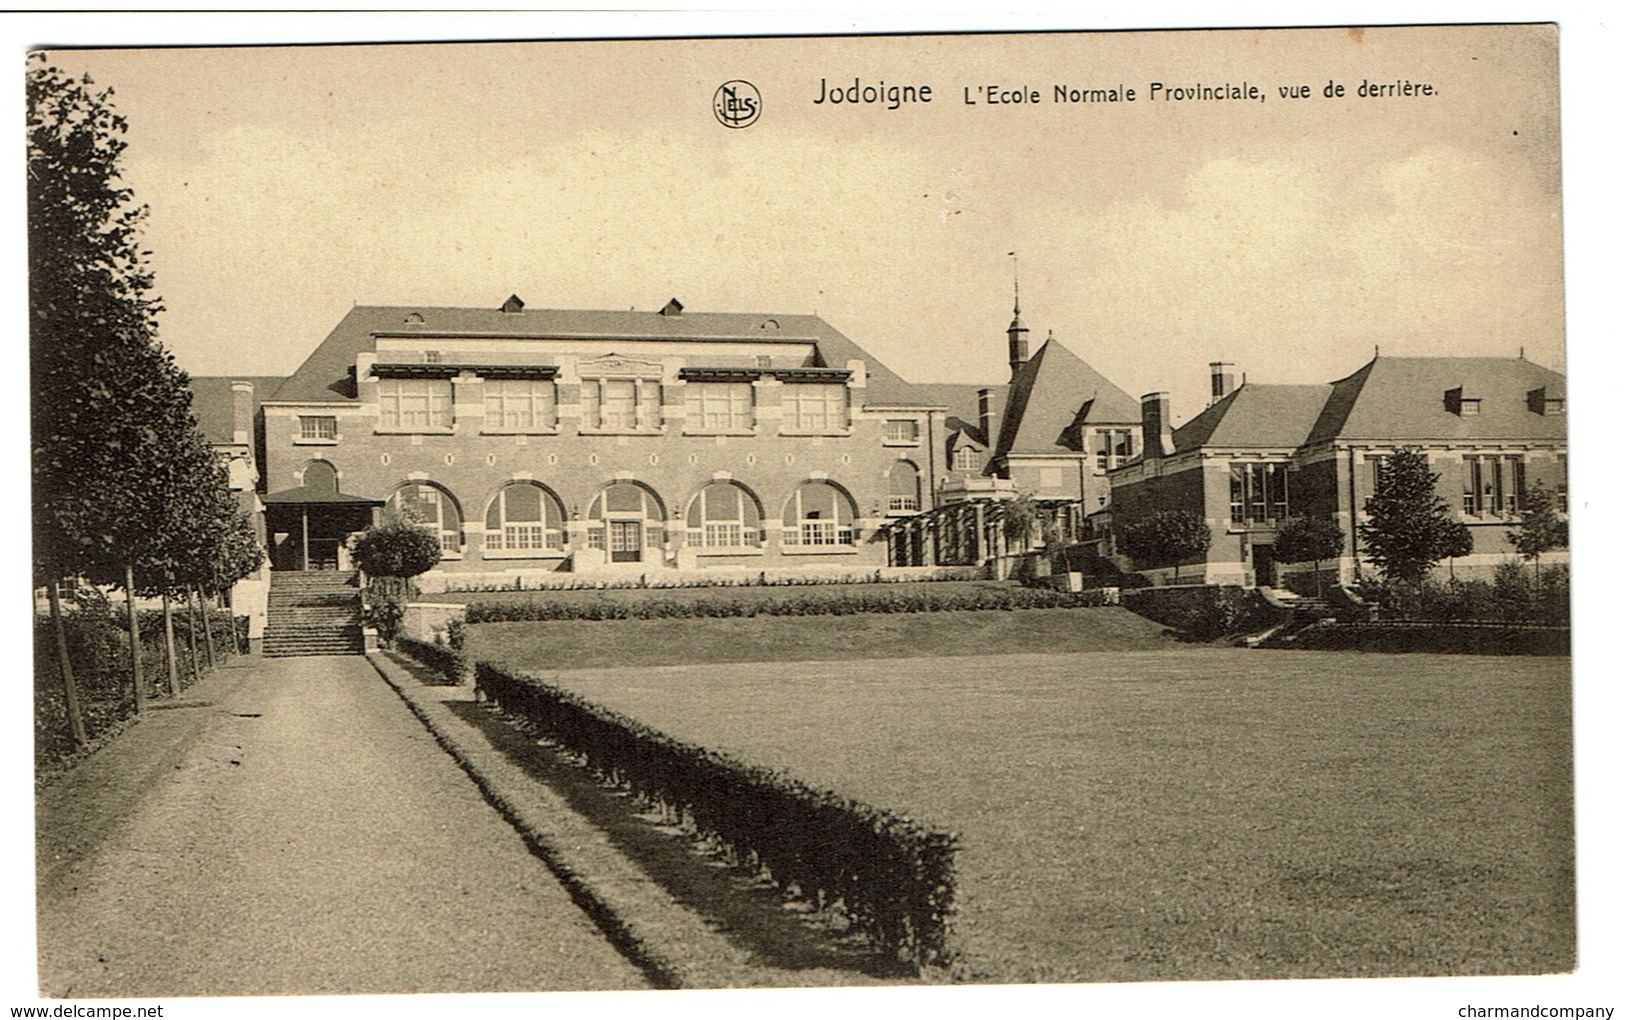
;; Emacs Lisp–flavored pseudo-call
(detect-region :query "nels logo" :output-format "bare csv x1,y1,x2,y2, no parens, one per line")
713,80,762,129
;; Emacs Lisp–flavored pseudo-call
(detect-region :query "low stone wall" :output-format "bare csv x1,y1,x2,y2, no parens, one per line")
1120,584,1290,641
1284,622,1570,656
401,601,467,642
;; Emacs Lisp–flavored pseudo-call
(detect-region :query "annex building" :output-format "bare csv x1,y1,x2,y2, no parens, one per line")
1104,355,1569,587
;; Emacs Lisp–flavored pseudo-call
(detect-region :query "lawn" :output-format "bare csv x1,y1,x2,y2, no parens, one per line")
522,648,1574,983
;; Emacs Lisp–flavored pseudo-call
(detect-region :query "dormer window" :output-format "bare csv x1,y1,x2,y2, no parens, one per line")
1444,386,1480,416
1528,387,1564,415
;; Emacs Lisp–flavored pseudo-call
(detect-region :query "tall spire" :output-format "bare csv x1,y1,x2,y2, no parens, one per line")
1006,251,1029,378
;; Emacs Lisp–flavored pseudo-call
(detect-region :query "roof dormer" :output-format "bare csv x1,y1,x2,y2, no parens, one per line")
1444,386,1481,417
1527,386,1565,415
660,297,684,317
501,294,525,314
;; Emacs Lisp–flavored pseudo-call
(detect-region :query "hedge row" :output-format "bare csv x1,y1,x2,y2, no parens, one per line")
475,662,960,967
1286,621,1570,656
393,635,468,684
441,566,982,595
466,584,1117,624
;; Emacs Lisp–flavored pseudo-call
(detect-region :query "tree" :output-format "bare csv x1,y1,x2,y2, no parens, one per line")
1439,520,1474,580
1117,509,1211,582
1508,481,1567,585
30,54,169,734
1357,449,1457,590
351,514,443,646
1273,516,1345,597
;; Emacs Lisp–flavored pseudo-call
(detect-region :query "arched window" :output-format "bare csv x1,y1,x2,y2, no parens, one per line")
782,481,856,547
586,481,666,562
686,481,762,548
888,461,921,513
485,482,566,552
302,459,339,494
953,445,981,472
387,481,462,553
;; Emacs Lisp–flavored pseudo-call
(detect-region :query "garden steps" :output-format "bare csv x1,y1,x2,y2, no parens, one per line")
264,570,364,657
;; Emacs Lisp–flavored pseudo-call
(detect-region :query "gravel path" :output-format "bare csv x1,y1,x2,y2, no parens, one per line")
36,655,647,998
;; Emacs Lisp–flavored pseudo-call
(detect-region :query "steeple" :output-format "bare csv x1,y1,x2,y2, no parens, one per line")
1006,256,1029,378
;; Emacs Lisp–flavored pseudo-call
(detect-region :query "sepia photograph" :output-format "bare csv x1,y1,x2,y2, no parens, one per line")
16,11,1612,1020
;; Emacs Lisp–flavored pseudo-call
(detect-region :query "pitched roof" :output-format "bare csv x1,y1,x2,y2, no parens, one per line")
270,303,923,406
994,337,1140,458
1305,356,1568,444
904,382,988,434
187,376,286,445
1173,383,1334,452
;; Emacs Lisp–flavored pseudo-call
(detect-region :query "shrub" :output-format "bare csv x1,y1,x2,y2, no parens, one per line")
395,634,468,684
364,582,411,646
475,663,959,967
463,584,1112,624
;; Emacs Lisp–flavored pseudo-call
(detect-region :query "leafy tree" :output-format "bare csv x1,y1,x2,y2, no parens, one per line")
30,54,172,733
1273,516,1345,597
1118,509,1211,582
1439,520,1474,580
351,514,442,646
1508,482,1567,584
1358,449,1457,591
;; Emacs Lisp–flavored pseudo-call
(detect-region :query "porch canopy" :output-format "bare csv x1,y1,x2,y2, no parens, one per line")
264,484,384,571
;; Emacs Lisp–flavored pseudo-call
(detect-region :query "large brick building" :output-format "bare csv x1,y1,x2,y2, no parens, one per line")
1106,355,1569,586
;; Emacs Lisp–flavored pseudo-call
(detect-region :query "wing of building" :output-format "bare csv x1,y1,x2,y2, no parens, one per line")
1107,355,1568,587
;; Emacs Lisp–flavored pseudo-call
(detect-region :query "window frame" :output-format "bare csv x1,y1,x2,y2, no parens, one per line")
387,481,462,555
377,377,453,432
684,380,755,434
483,482,566,554
482,378,558,434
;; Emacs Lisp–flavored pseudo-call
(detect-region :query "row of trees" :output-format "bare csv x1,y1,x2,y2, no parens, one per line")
1111,449,1567,600
31,55,264,749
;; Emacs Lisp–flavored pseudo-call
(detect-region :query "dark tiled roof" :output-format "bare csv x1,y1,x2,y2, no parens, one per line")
1173,383,1334,452
187,376,285,445
1305,356,1568,444
263,484,384,506
995,337,1140,458
270,304,923,406
903,382,988,430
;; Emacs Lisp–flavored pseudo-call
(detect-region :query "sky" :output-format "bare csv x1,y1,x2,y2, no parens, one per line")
38,24,1563,425
9,11,1617,1020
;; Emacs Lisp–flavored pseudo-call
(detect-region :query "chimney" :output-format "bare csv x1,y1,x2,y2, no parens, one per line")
1141,392,1174,458
231,380,255,445
1209,361,1237,406
978,386,1004,449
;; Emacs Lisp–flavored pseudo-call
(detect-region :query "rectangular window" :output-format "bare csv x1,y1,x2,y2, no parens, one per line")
1229,463,1290,525
1094,429,1136,471
584,378,658,430
784,383,847,432
299,416,337,440
1557,454,1568,513
884,419,920,443
1462,454,1524,516
686,381,753,432
378,378,451,430
483,379,557,431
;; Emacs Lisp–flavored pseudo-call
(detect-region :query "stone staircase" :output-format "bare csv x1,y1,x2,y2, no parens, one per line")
264,570,365,657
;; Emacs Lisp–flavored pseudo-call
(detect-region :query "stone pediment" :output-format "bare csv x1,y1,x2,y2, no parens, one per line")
578,353,664,376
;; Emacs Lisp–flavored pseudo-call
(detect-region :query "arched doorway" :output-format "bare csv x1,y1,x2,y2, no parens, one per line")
587,481,666,564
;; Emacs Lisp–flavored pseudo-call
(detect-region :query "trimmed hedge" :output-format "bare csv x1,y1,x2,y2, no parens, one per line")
475,662,960,967
1285,621,1570,656
394,635,468,684
466,584,1117,624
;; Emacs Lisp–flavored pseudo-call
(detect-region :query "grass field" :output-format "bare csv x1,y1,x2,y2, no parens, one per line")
466,606,1176,670
518,648,1574,983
